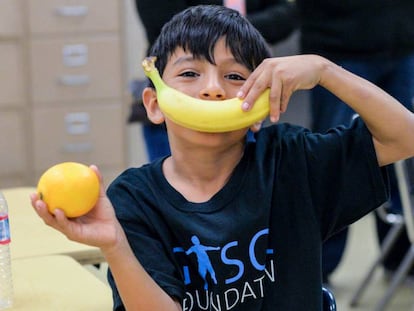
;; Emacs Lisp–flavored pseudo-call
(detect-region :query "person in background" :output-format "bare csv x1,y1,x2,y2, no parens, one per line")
295,0,414,285
30,5,414,310
129,0,299,161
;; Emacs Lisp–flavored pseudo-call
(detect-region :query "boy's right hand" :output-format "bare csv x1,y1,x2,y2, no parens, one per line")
30,165,121,252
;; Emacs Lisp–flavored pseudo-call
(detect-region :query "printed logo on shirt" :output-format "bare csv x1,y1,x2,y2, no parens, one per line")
186,235,220,290
173,228,275,310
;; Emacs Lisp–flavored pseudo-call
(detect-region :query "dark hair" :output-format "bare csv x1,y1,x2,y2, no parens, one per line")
148,5,271,76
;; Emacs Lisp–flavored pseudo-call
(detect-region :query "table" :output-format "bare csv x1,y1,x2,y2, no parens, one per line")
2,187,104,264
10,255,112,310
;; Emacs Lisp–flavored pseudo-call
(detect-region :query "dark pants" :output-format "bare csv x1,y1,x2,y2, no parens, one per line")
143,123,171,162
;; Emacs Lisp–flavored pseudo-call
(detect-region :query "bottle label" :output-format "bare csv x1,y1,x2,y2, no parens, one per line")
0,215,11,244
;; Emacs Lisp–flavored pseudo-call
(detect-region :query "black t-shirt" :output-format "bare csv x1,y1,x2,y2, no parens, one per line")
107,119,388,311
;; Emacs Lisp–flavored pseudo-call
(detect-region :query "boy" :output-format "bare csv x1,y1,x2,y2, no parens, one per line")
31,5,414,311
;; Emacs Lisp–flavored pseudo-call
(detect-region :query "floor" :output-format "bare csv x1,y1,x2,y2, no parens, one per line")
87,212,414,311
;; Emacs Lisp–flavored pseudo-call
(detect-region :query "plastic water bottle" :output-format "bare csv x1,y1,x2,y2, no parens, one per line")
0,191,13,310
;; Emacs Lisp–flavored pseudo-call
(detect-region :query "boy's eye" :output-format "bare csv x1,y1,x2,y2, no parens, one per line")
179,71,199,78
226,73,246,81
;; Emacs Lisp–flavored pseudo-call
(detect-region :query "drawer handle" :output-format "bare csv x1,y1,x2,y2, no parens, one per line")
65,112,90,135
63,44,89,67
55,6,89,17
62,142,93,153
59,75,90,86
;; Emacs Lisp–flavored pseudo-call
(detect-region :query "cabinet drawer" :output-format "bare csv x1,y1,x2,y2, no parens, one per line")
0,43,25,107
31,103,125,171
27,0,120,35
0,0,23,37
0,111,27,176
30,36,122,104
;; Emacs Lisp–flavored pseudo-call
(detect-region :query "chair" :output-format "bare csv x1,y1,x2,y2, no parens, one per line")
349,203,405,307
322,286,337,311
371,158,414,311
350,158,414,311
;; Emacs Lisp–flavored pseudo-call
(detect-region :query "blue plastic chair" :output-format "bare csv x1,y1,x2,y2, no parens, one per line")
323,286,337,311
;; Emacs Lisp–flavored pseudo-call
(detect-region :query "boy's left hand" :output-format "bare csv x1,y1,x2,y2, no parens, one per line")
238,55,323,123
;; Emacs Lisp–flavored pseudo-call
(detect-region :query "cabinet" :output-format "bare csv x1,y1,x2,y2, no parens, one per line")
0,0,27,187
0,0,127,188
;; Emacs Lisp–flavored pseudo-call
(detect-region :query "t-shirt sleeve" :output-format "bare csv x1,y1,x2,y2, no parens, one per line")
106,173,185,310
303,118,389,239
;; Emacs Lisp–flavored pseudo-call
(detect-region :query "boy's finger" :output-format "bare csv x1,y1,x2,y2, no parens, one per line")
237,81,254,104
237,66,262,101
33,199,58,227
241,82,269,112
250,120,263,132
269,79,282,123
280,89,292,114
90,164,106,198
29,192,39,206
52,209,79,240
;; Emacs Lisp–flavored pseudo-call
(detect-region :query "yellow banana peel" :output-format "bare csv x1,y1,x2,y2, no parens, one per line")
142,57,269,133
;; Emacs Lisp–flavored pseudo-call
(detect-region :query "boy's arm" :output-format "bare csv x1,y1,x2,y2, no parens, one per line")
31,180,181,311
103,227,182,311
238,55,414,166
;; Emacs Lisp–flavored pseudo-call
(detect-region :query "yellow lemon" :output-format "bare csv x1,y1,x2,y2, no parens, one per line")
37,162,99,218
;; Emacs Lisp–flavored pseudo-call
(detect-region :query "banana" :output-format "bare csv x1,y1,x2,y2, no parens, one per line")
142,57,270,133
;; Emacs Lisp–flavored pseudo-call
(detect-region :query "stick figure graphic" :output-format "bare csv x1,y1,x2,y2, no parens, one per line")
186,235,220,290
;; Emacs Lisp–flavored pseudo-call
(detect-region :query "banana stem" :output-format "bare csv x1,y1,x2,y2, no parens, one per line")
142,57,166,91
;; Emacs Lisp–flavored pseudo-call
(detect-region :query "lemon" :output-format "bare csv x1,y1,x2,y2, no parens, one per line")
37,162,99,218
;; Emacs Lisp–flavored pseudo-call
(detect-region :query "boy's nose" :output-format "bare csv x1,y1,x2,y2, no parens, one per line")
199,85,226,100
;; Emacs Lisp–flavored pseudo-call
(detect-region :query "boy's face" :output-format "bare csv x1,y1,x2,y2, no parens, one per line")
162,37,251,101
144,37,251,147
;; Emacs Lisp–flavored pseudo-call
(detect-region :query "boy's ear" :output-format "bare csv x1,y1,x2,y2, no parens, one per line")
142,87,165,124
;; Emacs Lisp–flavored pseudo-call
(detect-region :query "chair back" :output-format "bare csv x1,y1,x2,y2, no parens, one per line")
394,158,414,243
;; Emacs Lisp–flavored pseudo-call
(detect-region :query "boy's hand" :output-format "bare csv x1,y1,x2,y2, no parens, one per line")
249,120,263,132
238,55,324,123
30,165,121,251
